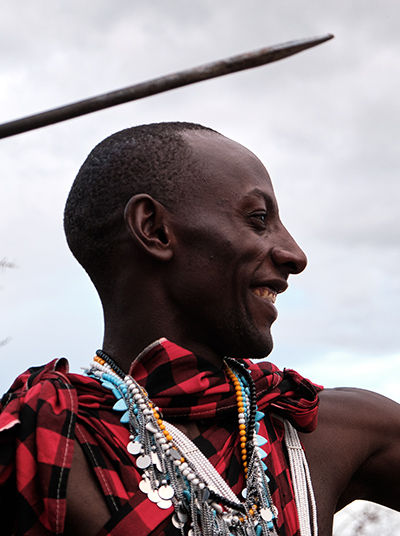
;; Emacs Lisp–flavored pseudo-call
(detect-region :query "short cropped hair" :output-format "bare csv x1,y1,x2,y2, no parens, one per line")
64,122,216,279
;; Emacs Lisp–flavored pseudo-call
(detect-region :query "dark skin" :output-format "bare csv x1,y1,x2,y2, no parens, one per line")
65,131,400,535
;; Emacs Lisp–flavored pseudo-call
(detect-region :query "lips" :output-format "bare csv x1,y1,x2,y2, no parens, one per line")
250,278,288,306
251,286,277,304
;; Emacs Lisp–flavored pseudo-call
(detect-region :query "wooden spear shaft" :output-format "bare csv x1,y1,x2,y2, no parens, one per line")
0,34,333,139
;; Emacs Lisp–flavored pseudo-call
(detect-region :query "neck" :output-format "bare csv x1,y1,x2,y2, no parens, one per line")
102,310,225,374
98,266,227,372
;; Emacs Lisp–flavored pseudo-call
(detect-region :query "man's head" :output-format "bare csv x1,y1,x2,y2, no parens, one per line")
64,122,307,362
64,122,215,283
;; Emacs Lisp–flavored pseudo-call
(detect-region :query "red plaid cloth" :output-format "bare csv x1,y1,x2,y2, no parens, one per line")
0,339,321,535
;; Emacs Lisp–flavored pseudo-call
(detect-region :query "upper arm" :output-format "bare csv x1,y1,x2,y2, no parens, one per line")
65,440,111,536
300,387,400,520
337,388,400,511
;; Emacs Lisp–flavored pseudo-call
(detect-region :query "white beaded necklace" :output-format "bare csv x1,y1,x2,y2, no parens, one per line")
85,353,280,536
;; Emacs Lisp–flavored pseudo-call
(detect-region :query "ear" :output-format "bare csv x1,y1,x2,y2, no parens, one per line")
124,194,174,261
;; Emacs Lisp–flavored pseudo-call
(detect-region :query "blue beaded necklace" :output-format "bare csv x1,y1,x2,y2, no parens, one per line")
85,351,279,535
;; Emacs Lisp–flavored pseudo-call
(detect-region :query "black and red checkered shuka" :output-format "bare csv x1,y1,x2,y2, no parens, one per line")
0,339,321,535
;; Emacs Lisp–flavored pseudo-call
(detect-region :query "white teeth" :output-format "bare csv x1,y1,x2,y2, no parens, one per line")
252,287,277,303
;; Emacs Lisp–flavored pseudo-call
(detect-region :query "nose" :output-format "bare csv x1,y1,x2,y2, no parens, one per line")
271,226,307,275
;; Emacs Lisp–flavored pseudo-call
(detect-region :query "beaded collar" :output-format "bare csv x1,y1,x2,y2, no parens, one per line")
85,341,280,536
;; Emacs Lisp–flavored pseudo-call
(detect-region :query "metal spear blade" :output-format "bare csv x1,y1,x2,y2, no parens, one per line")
0,33,333,139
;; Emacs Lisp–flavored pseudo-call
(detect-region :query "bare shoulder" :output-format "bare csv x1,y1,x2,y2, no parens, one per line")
315,387,400,462
304,386,400,467
317,386,400,435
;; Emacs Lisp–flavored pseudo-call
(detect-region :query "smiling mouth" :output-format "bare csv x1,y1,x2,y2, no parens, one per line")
251,287,277,304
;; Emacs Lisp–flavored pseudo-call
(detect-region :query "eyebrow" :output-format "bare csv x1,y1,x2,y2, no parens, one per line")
242,188,277,210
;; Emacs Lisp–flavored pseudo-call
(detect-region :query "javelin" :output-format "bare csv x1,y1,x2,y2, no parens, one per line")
0,34,333,139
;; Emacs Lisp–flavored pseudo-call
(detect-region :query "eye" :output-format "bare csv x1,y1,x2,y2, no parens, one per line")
249,211,267,228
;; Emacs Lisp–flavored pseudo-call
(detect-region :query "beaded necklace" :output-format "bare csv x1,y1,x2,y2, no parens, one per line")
85,350,279,536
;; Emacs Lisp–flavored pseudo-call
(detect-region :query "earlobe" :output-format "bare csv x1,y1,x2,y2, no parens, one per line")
124,194,174,261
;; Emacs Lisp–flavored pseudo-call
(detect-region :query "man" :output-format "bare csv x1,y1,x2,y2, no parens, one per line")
1,122,399,536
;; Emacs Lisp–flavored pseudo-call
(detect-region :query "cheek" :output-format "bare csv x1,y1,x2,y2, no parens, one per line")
176,228,237,277
167,254,241,318
171,221,259,304
174,259,230,301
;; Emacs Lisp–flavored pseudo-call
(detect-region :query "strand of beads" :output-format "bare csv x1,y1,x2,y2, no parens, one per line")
225,364,250,478
164,420,242,504
85,353,280,536
225,361,279,534
89,356,178,508
88,357,245,521
88,357,246,534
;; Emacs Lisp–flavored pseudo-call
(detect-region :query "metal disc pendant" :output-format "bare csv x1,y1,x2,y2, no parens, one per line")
260,507,273,522
271,505,279,517
151,451,162,471
136,454,151,469
172,514,184,529
139,478,151,494
127,441,142,455
145,421,158,433
158,484,174,500
172,515,183,529
147,489,160,503
157,499,173,509
177,509,188,522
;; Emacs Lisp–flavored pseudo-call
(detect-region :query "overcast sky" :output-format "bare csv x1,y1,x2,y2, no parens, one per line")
1,1,399,405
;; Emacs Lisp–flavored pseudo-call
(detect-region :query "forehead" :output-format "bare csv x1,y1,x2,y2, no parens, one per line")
181,130,276,208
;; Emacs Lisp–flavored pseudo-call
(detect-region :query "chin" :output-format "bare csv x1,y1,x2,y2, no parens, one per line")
224,331,273,361
211,313,274,360
247,340,273,360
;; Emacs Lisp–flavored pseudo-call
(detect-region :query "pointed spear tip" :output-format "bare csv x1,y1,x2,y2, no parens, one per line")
316,33,334,41
275,32,334,53
315,32,335,43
